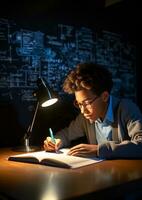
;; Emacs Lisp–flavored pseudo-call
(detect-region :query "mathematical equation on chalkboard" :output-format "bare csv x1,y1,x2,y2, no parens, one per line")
0,18,136,103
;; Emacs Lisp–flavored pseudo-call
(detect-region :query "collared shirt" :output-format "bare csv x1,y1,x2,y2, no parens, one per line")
95,95,114,144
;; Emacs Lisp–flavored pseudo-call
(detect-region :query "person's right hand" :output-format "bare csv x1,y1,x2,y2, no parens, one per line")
43,137,62,152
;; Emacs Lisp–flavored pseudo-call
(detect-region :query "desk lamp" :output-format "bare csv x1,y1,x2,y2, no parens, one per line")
13,77,58,152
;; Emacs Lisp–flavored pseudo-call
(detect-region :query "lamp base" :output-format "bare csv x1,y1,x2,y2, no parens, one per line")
12,145,41,152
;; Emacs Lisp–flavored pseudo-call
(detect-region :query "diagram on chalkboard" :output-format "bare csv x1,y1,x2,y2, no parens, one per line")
0,18,136,104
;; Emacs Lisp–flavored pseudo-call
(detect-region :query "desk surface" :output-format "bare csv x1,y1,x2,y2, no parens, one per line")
0,148,142,200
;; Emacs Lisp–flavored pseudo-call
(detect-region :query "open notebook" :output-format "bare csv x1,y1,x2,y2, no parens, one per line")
8,148,104,169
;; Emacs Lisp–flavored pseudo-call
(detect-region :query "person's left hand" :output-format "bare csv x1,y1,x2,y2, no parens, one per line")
67,144,98,157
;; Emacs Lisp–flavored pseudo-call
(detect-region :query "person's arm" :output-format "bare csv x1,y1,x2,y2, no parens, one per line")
43,113,86,152
98,100,142,159
55,113,86,148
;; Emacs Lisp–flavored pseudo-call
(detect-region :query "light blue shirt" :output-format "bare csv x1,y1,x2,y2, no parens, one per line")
95,95,114,144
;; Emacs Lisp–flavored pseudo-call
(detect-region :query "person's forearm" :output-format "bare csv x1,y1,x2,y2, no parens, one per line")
98,140,142,159
55,128,71,148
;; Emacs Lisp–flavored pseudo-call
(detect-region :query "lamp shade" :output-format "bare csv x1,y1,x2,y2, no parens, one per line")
34,77,58,107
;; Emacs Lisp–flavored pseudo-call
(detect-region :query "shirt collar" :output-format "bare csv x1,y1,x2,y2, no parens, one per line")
96,95,114,125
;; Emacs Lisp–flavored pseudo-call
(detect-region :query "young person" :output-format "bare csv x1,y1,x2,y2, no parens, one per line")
43,63,142,159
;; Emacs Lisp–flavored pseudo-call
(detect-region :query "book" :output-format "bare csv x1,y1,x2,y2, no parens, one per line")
8,148,103,169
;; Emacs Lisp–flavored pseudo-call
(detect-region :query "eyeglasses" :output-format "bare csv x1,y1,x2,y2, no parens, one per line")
74,96,99,110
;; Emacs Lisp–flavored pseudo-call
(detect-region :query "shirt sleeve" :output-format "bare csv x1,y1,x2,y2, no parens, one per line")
55,114,86,147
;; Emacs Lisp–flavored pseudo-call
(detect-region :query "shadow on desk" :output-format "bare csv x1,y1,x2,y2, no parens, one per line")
0,193,17,200
69,179,142,200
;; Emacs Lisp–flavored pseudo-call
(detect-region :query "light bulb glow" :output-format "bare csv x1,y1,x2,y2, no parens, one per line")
41,98,58,107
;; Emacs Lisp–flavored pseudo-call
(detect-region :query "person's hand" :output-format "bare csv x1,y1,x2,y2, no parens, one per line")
43,137,62,152
68,144,98,157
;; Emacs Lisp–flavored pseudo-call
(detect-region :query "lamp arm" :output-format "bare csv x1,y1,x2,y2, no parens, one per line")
47,87,52,99
24,101,39,140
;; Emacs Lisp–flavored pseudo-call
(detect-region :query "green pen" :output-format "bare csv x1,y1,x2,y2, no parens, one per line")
49,128,56,144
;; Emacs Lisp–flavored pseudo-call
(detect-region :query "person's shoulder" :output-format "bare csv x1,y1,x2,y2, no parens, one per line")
112,95,139,111
118,97,141,113
112,96,142,119
120,98,136,107
112,95,136,106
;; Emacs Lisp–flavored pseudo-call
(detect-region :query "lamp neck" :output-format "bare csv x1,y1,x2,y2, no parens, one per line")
24,101,39,139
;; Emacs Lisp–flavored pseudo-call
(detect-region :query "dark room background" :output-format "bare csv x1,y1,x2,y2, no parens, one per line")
0,0,140,148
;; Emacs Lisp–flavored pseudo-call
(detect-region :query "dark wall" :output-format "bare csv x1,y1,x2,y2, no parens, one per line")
0,103,24,147
0,0,140,148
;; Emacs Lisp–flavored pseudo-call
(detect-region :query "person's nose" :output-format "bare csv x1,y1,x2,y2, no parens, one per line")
80,105,89,114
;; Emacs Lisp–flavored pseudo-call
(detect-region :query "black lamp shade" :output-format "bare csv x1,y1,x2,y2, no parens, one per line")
35,77,58,107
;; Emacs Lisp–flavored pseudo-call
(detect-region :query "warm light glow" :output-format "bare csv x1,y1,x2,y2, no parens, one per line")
41,98,58,107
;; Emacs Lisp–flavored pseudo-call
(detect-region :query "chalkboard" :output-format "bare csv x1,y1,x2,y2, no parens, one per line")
0,18,136,146
0,18,136,103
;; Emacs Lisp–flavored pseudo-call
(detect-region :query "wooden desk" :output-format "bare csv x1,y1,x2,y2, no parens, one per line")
0,148,142,200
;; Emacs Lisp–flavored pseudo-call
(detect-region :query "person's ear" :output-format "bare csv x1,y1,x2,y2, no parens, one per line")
101,91,109,102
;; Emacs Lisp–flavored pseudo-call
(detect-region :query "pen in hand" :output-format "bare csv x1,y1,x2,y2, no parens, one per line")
49,128,56,144
49,128,62,153
49,128,59,153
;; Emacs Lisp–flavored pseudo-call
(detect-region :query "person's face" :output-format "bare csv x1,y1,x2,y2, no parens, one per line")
75,89,109,122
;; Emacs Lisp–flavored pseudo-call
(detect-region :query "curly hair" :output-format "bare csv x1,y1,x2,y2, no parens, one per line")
63,63,113,95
